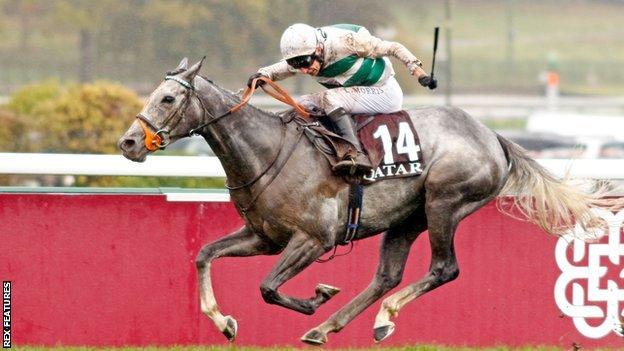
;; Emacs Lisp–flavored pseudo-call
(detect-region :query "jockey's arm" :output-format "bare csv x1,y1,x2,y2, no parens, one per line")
348,29,427,78
257,60,297,81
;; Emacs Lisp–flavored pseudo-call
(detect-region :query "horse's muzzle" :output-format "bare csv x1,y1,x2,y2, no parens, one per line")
118,135,148,162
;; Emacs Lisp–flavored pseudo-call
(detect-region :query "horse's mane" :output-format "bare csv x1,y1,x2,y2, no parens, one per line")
278,109,300,121
168,69,301,121
195,73,312,123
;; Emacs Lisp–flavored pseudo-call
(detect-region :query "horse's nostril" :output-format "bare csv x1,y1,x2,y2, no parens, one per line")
120,138,136,151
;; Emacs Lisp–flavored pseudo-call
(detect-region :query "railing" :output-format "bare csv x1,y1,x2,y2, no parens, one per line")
0,153,623,180
0,153,224,177
2,94,624,118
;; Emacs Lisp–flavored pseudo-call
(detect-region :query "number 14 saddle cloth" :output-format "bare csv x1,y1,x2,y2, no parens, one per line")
355,111,425,181
303,110,425,182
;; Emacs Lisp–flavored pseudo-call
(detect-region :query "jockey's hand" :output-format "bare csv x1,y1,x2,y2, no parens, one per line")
247,73,268,89
428,77,438,90
418,75,437,90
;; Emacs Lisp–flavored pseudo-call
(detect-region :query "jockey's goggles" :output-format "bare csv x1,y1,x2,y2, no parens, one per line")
286,54,317,69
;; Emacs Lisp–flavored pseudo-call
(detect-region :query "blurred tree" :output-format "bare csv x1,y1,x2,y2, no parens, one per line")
198,0,391,87
0,0,395,91
1,0,49,53
50,0,130,82
4,79,224,188
308,0,390,29
7,79,63,152
0,107,28,152
7,79,62,116
116,0,391,86
7,80,141,153
39,81,142,154
0,106,28,186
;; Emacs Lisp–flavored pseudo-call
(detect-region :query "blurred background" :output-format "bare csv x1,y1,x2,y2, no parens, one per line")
0,0,623,188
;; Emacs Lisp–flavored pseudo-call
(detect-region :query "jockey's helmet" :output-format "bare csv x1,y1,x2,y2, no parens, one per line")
280,23,318,60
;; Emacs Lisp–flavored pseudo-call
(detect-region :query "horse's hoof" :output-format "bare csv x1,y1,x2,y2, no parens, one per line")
315,283,340,299
373,321,395,343
300,329,327,346
614,323,624,337
221,315,238,341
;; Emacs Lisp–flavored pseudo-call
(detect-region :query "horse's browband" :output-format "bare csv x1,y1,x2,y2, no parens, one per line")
165,76,194,90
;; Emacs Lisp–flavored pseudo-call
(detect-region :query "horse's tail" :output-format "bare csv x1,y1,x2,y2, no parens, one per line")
495,134,619,237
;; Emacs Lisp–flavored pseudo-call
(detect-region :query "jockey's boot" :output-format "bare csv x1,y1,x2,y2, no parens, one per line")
328,108,373,175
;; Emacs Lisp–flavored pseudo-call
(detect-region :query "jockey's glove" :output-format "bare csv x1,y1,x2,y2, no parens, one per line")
247,73,268,89
418,75,438,90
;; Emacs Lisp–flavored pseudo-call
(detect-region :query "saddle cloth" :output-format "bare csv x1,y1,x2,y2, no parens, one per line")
304,110,425,182
355,111,425,181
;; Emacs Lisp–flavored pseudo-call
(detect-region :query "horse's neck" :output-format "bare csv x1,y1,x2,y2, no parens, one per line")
196,81,284,182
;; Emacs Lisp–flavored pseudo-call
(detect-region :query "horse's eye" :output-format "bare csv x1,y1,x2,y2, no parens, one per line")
161,95,175,104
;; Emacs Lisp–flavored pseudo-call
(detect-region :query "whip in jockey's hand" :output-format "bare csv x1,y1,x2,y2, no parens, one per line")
409,62,437,90
248,23,430,176
417,75,438,90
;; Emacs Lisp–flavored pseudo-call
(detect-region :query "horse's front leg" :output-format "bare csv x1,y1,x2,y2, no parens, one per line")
301,216,426,345
259,230,340,315
195,226,280,341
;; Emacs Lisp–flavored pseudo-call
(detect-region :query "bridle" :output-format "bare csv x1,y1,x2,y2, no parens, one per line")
135,75,201,151
136,75,310,151
135,74,313,214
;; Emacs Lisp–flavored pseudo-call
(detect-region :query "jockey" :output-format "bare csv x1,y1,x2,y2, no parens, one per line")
248,23,437,175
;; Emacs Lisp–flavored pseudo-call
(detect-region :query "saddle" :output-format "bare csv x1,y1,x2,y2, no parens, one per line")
303,110,425,183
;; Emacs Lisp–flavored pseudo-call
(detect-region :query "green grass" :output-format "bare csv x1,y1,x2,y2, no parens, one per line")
10,346,571,351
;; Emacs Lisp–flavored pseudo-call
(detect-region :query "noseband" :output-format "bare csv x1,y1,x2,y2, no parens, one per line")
137,75,312,151
134,74,316,215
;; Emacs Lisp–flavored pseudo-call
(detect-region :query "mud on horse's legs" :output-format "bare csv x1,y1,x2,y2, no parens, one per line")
195,226,280,341
301,213,427,346
373,192,495,342
260,231,340,315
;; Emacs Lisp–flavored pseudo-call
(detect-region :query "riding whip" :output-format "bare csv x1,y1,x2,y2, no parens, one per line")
430,26,439,79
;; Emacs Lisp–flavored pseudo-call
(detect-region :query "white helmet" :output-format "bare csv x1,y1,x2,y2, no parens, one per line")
280,23,318,60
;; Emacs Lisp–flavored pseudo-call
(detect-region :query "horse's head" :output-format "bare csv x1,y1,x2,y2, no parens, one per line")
118,57,205,162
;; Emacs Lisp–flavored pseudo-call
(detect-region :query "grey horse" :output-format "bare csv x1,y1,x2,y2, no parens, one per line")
118,58,610,345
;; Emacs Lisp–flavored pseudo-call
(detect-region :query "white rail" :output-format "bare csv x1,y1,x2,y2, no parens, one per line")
0,153,224,177
0,153,623,180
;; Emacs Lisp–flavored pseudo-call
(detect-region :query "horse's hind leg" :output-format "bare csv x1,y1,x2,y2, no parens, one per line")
259,231,338,315
195,225,280,341
373,189,496,342
301,213,426,346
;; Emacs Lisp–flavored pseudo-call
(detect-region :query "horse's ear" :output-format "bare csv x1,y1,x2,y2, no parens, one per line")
183,57,205,80
176,57,189,71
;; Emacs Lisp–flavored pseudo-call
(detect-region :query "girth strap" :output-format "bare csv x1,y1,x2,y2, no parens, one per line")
189,76,311,136
343,183,364,244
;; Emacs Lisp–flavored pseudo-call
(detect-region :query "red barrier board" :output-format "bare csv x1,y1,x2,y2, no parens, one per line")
0,193,622,348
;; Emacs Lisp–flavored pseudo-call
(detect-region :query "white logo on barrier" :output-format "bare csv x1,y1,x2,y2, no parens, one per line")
554,209,624,339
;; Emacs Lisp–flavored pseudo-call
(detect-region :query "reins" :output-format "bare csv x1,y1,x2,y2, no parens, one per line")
218,77,310,214
139,74,311,214
137,75,310,150
188,76,310,135
138,73,357,260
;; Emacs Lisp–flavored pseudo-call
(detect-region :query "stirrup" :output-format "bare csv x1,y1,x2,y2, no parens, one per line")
332,158,372,176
